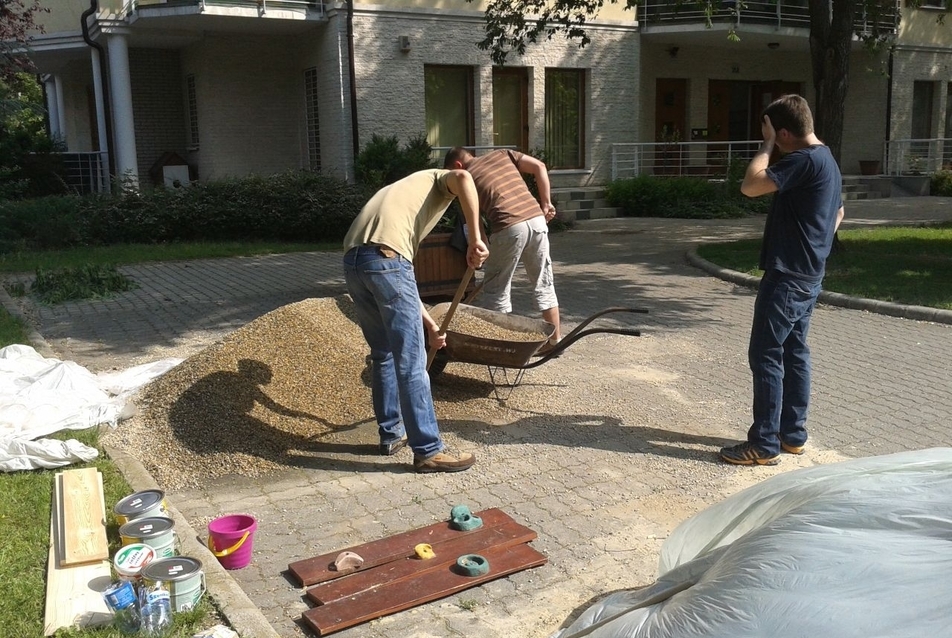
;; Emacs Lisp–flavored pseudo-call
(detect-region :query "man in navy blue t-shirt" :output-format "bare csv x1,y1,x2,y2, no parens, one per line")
720,94,845,466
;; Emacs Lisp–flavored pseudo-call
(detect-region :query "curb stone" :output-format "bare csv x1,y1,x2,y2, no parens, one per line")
685,247,952,326
105,445,280,638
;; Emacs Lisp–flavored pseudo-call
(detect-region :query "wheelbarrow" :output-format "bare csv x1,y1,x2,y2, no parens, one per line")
427,302,648,393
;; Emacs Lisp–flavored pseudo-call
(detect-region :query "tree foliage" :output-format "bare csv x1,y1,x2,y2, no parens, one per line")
469,0,948,163
1,0,49,81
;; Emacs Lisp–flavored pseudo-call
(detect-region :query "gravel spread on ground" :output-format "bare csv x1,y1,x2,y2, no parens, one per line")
432,307,548,343
102,296,526,490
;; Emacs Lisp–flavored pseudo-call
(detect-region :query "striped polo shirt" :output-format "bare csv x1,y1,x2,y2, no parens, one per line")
466,150,544,234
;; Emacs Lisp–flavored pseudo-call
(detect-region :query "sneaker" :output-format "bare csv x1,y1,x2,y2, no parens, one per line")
719,441,780,466
379,436,408,456
780,441,805,455
413,451,476,473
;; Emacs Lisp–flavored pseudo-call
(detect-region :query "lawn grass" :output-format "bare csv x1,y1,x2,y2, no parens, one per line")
696,224,952,310
0,240,337,274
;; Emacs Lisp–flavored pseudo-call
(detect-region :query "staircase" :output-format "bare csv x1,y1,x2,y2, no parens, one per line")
841,176,885,201
551,187,623,223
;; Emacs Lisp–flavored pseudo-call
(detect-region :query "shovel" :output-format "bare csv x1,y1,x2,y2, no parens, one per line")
425,266,475,371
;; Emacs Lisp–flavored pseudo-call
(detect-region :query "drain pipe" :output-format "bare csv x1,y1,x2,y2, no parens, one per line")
346,0,359,176
81,0,116,182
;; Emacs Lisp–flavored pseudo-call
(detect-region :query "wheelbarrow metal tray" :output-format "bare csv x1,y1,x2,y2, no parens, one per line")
430,303,555,368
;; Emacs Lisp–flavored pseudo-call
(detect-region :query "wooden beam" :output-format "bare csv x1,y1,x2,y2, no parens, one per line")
301,543,547,636
306,520,537,605
44,471,112,636
59,467,109,566
288,508,515,586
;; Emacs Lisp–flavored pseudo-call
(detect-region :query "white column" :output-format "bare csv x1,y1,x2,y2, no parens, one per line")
90,47,110,191
54,74,67,147
107,33,139,188
44,76,61,141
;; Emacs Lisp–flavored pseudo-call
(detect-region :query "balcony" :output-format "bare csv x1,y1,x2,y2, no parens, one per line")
127,0,325,20
638,0,898,36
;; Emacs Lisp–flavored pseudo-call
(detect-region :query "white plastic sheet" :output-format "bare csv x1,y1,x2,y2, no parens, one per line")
552,448,952,638
0,345,181,472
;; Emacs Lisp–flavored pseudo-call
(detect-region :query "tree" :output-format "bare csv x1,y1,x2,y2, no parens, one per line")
1,0,48,81
470,0,933,163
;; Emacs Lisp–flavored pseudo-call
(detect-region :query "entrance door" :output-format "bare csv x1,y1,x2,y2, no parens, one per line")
655,78,687,142
493,67,529,152
749,81,801,138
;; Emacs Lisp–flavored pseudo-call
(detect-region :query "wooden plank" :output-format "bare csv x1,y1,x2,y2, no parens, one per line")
59,467,109,566
289,508,515,586
306,520,537,605
44,472,112,635
302,543,547,636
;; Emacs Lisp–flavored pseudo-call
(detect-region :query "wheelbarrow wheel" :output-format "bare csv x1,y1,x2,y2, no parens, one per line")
427,348,450,379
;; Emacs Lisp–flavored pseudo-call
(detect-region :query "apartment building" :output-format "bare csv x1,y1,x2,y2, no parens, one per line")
20,0,952,190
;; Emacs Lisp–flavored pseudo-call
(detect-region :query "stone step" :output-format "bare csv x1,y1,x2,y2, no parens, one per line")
569,207,623,222
557,198,611,211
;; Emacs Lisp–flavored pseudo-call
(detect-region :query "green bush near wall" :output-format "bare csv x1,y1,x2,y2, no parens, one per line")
0,171,374,252
931,170,952,196
604,175,770,219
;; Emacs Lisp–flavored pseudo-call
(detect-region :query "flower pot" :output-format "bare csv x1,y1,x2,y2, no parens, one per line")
859,160,881,176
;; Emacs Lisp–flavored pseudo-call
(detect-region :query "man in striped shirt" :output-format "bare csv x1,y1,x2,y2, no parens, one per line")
443,147,561,350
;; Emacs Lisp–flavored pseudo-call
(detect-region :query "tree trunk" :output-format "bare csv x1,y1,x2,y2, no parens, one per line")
809,0,854,164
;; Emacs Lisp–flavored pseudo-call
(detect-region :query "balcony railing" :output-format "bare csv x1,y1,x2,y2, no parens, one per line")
56,151,110,194
884,138,952,176
611,140,761,180
639,0,898,35
129,0,324,16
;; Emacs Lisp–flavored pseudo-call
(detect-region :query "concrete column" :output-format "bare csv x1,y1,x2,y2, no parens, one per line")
90,47,110,191
44,76,61,141
107,33,139,188
54,74,67,147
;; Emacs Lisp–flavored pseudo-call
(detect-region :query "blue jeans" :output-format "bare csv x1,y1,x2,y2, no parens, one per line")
343,246,444,458
747,269,822,455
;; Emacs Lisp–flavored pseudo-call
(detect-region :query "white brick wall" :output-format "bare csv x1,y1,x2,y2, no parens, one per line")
888,46,952,140
346,7,640,188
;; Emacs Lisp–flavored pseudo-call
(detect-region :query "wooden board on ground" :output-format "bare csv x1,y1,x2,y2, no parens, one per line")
44,470,112,636
288,508,516,586
302,543,547,636
306,520,537,605
58,467,109,566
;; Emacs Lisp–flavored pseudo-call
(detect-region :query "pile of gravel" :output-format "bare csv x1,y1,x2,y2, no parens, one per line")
102,296,524,490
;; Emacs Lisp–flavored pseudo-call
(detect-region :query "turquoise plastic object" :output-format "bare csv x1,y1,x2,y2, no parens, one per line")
449,504,483,531
456,554,490,577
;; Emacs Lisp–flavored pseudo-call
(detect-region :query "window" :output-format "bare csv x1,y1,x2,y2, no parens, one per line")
424,65,474,151
493,67,529,152
186,74,199,150
304,68,321,172
545,69,585,169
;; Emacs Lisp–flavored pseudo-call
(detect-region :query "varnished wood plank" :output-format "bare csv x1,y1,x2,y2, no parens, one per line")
302,543,547,636
59,467,109,566
44,472,111,635
306,520,536,605
289,508,514,586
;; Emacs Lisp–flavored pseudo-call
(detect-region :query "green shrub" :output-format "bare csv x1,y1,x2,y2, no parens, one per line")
605,175,764,219
31,264,137,304
354,133,436,188
931,170,952,196
0,171,373,251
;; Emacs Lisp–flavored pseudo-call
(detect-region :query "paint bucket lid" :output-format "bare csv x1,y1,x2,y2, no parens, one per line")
119,516,175,540
114,543,156,577
114,489,165,518
141,556,203,582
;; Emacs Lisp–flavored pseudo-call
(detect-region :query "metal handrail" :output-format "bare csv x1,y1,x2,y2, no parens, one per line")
884,138,952,176
611,140,761,180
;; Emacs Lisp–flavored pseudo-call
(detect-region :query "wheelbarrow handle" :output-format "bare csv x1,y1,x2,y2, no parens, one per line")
519,327,642,368
426,266,475,371
562,307,648,342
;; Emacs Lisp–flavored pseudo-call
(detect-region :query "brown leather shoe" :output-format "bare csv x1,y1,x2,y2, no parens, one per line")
413,451,476,473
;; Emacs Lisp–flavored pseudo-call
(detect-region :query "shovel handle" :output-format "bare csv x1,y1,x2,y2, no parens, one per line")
426,266,475,371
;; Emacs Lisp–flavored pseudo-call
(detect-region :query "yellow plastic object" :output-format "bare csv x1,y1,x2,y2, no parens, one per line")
414,543,435,560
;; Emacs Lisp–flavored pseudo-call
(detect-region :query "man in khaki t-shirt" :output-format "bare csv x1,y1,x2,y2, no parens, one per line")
342,169,488,473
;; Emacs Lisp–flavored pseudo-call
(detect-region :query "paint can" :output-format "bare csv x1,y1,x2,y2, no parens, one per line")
113,542,157,583
119,516,178,559
113,489,168,526
140,556,206,612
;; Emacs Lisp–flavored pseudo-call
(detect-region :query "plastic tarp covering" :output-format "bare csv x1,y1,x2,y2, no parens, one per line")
0,345,181,472
552,448,952,638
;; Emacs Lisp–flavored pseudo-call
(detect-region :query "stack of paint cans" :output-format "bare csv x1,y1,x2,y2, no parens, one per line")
104,490,207,633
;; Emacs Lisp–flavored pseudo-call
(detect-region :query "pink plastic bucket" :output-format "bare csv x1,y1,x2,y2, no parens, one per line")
207,514,257,570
